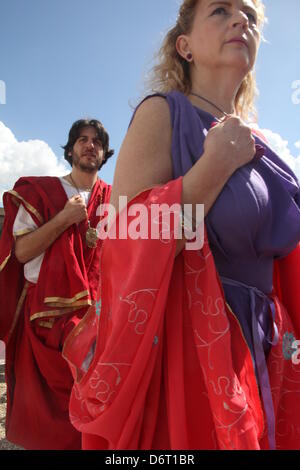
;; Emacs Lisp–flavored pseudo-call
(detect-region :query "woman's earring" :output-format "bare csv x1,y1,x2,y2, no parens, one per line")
186,53,193,62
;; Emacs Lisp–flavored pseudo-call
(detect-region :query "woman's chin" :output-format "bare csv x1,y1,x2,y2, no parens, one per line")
223,56,253,75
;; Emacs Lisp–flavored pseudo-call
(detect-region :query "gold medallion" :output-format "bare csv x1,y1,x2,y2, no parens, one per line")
86,221,98,249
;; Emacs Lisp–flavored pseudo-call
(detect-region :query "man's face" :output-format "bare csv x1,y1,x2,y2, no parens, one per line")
71,126,104,173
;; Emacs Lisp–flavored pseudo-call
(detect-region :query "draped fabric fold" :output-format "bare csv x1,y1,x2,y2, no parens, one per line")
64,179,274,450
65,90,300,450
0,177,110,341
0,176,111,449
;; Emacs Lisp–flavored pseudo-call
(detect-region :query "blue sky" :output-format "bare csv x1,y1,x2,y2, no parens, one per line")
0,0,300,198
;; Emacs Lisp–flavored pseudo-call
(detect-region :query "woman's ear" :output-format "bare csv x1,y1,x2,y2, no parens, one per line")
176,35,193,62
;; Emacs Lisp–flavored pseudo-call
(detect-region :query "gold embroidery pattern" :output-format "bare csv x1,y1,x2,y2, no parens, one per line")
44,290,90,305
0,252,11,272
37,319,56,329
46,300,92,308
7,190,44,225
30,301,92,322
13,228,35,240
6,282,29,343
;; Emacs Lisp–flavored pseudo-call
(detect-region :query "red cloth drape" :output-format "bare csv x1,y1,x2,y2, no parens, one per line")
0,176,111,449
65,178,300,450
274,244,300,334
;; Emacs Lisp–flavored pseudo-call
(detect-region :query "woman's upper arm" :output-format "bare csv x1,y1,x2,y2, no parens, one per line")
110,96,173,210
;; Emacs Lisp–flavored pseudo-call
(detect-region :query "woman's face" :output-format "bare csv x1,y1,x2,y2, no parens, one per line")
182,0,260,76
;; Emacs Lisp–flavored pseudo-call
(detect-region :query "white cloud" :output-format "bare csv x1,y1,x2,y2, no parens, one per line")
0,121,69,203
1,122,299,207
257,128,300,183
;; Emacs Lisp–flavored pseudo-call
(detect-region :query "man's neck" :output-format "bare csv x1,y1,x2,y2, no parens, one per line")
70,167,98,190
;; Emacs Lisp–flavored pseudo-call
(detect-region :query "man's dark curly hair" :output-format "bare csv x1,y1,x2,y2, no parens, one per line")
62,119,114,170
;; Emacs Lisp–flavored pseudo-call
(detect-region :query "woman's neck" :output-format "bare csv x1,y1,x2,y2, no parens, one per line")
189,69,244,118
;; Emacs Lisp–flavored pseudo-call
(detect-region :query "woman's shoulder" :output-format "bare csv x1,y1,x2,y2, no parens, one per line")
136,93,169,113
129,93,171,129
132,90,189,117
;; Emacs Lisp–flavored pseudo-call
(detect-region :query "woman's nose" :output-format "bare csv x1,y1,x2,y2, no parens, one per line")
231,10,249,30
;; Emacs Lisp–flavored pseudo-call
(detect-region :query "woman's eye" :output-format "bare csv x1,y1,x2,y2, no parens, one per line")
212,7,227,16
211,7,257,25
247,12,257,24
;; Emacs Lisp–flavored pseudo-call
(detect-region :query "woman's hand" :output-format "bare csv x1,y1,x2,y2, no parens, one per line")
204,116,256,177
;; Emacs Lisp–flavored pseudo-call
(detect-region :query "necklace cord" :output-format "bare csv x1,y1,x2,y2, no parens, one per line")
190,92,232,119
68,173,95,192
190,92,264,161
65,174,104,248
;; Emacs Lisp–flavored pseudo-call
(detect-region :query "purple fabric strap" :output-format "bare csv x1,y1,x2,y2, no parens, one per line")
221,277,279,450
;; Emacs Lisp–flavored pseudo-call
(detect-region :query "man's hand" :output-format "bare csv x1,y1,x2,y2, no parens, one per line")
60,195,88,227
15,196,88,264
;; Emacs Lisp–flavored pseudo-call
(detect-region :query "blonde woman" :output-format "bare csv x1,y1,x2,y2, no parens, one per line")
64,0,300,450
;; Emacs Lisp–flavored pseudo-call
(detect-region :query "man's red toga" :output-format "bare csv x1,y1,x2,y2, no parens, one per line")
0,176,111,450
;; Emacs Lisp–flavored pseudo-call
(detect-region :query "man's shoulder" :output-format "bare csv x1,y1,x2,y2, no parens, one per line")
11,176,65,205
13,176,62,191
98,179,112,202
98,178,111,189
15,175,60,184
8,176,68,215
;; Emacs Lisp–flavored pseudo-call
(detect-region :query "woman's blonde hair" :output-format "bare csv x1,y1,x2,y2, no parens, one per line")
148,0,265,121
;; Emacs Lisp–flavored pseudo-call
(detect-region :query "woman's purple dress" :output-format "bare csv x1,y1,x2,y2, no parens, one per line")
160,90,300,448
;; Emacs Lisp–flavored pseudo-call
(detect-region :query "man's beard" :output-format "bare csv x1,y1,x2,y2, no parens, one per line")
78,161,99,173
72,153,101,173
